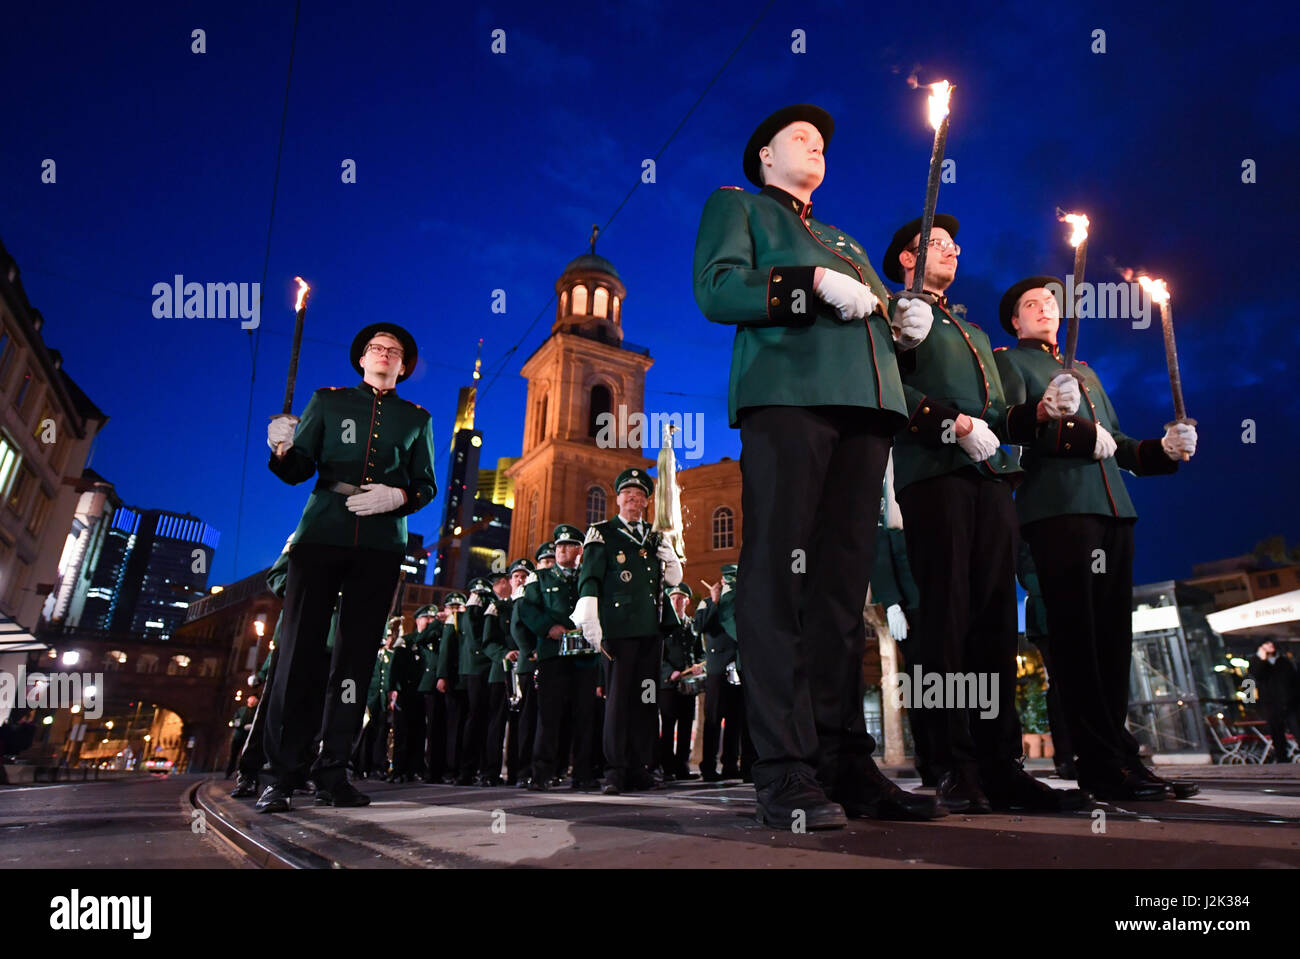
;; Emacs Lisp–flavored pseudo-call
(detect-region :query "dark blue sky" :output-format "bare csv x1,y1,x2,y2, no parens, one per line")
4,0,1297,587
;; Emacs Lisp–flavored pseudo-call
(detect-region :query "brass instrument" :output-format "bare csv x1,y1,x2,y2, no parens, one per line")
559,628,599,657
508,659,523,709
652,423,686,562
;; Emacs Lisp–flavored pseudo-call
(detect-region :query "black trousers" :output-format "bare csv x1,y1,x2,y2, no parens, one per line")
737,405,894,793
1022,515,1137,785
1029,636,1076,767
392,691,425,777
483,681,509,780
265,543,402,790
459,676,490,778
591,691,606,775
532,658,597,783
658,687,696,774
444,688,467,775
701,672,746,773
237,649,277,779
421,691,447,780
897,469,1022,776
1265,707,1300,761
603,636,661,783
226,731,248,777
513,675,538,781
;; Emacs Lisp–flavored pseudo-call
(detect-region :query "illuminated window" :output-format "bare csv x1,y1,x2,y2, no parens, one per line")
586,486,606,527
612,296,620,324
527,492,539,551
571,284,588,315
712,506,735,550
0,435,19,498
7,463,34,515
592,287,608,318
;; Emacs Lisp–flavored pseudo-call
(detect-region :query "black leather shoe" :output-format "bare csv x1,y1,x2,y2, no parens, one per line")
701,769,722,782
1054,760,1078,780
627,770,659,792
1086,768,1169,802
983,765,1088,812
938,769,991,814
479,776,504,787
526,778,549,792
1137,767,1199,799
231,773,258,798
719,766,741,780
254,784,293,813
601,779,623,795
572,778,602,791
314,780,372,807
454,772,476,786
756,768,847,830
834,762,947,821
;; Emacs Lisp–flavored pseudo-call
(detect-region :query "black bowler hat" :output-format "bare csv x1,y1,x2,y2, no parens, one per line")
999,276,1063,337
881,214,960,284
743,104,834,188
350,323,419,383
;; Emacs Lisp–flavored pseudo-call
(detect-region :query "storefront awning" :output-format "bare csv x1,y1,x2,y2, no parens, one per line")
0,612,46,652
1206,589,1300,635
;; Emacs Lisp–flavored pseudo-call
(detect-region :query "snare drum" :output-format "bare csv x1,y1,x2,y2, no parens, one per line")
676,671,706,696
559,628,598,656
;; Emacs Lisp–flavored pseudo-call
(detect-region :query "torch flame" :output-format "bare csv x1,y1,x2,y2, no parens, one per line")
927,80,953,130
1059,212,1090,248
1137,275,1169,305
294,276,310,312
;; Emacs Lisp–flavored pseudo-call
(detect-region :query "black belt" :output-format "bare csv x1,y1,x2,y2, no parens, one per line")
322,481,362,496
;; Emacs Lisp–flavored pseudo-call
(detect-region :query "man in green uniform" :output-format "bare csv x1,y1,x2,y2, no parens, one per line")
257,323,436,813
509,580,540,787
694,564,750,781
573,470,683,794
481,560,532,786
410,604,445,783
994,275,1199,801
534,542,556,570
692,105,941,828
358,628,396,780
435,593,468,782
881,217,1083,814
389,614,425,782
226,696,257,778
519,524,602,790
451,578,494,785
659,584,703,781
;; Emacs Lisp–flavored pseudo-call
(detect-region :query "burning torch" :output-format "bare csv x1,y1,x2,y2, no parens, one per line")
907,79,954,303
272,276,311,456
1057,211,1089,379
1137,276,1196,461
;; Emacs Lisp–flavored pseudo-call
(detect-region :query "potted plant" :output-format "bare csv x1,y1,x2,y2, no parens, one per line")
1016,669,1049,758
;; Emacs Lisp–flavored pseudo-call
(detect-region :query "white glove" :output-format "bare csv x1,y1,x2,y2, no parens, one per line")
1093,424,1117,460
466,592,483,608
1161,422,1197,460
891,296,934,350
956,416,999,463
814,269,878,322
267,415,298,451
573,595,603,654
345,483,406,516
656,540,684,586
886,604,908,642
1041,373,1081,418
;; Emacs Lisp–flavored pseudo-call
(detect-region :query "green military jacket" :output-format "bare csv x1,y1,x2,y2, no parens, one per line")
660,605,703,687
694,593,737,676
231,704,255,730
994,338,1178,526
482,595,514,684
395,632,425,693
456,605,492,678
871,522,919,612
367,646,395,711
435,620,466,691
510,597,537,678
578,517,664,640
692,185,908,429
888,297,1031,492
519,565,597,666
415,623,441,693
268,382,438,553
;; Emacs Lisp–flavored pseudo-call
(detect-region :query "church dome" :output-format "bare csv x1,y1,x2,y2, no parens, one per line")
561,253,620,281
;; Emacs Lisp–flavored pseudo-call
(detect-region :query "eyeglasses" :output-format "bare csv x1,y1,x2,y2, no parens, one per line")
365,344,404,359
907,238,961,256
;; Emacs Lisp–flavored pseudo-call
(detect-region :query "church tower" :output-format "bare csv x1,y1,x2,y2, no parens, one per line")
506,248,654,560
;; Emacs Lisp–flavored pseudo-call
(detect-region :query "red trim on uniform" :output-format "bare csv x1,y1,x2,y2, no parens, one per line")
798,219,884,407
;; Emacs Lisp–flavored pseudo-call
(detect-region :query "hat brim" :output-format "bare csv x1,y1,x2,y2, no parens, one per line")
743,105,834,188
999,276,1064,337
351,323,419,382
882,214,960,284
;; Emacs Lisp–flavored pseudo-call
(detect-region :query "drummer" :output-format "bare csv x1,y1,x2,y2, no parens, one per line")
659,584,704,780
516,524,602,791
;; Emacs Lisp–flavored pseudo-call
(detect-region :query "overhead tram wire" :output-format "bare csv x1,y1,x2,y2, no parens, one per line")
476,0,777,400
232,0,302,576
